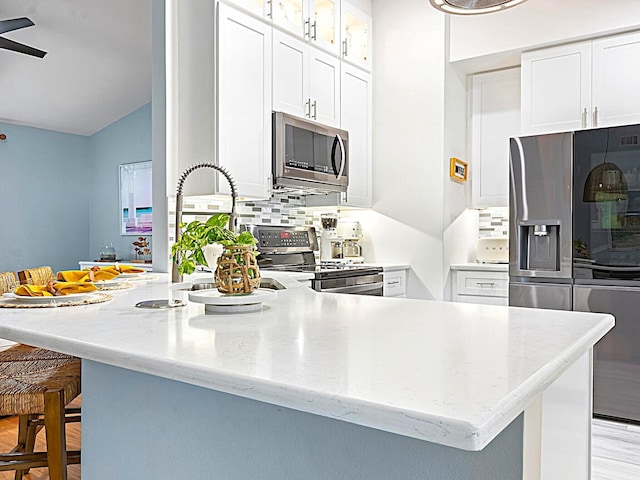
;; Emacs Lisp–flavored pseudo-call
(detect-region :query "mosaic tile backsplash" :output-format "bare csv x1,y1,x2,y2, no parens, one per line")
478,207,509,238
168,193,337,243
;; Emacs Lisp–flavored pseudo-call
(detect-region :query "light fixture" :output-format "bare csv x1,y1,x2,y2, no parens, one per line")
583,128,628,202
429,0,528,15
583,163,628,202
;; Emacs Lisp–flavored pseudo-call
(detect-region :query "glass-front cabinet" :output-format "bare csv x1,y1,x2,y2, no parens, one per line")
228,0,269,17
272,0,339,55
340,2,371,71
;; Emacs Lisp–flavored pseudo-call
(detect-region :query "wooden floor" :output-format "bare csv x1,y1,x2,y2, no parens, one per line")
0,397,81,480
0,411,633,479
592,418,640,480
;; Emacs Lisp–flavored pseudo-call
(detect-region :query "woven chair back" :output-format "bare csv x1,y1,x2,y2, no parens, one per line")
0,272,18,294
17,266,55,285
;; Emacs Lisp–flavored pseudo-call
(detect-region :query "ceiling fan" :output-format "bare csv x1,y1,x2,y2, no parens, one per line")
0,17,47,58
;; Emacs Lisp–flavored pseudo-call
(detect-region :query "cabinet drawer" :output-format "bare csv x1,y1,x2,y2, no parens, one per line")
456,271,508,298
383,271,406,297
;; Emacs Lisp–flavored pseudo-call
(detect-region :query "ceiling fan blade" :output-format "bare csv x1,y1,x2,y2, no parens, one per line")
0,37,46,58
0,17,34,35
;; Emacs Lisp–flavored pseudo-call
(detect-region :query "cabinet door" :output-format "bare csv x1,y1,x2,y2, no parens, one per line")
272,0,306,37
217,3,272,199
310,0,340,55
341,63,372,207
273,30,310,118
471,68,521,207
592,31,640,128
309,47,340,127
227,0,268,17
521,42,591,135
340,2,371,72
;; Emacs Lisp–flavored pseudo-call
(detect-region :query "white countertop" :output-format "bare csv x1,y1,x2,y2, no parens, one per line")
0,273,612,451
450,263,508,272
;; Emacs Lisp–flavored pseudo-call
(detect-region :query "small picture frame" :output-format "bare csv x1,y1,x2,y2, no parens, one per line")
449,157,468,182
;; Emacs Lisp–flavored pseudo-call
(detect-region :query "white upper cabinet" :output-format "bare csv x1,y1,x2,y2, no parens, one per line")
232,0,339,54
272,0,306,37
227,0,269,17
340,2,371,71
592,31,640,128
471,68,521,208
340,63,372,207
310,0,341,55
217,3,273,199
273,29,340,127
521,42,591,135
273,31,309,119
309,47,341,126
522,30,640,135
306,62,372,208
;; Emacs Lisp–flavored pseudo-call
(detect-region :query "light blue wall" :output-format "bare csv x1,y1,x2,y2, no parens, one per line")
0,103,152,277
89,103,152,262
0,123,91,274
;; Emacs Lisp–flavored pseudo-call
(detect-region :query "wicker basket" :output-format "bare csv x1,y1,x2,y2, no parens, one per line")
215,245,260,294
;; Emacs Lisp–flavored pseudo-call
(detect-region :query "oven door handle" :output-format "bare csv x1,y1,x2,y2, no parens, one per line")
320,281,384,295
331,134,346,179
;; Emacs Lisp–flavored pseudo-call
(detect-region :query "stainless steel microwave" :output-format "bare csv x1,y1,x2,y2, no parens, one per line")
272,112,349,194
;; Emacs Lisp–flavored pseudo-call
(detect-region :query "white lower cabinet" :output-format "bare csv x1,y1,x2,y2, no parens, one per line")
383,270,406,298
452,268,508,306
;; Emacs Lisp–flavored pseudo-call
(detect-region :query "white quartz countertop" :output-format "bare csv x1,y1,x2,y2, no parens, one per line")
450,263,508,272
0,273,612,451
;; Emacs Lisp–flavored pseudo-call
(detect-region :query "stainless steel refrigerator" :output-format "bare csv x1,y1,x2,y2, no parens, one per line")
509,125,640,423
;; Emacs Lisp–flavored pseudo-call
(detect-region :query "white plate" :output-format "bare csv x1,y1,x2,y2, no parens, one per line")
2,292,96,304
92,280,130,289
118,270,146,277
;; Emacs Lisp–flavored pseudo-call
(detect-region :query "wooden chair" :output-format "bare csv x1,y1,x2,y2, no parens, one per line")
0,273,81,480
17,266,55,286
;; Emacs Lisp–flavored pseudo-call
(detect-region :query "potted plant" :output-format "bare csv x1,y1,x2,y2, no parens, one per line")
171,213,260,294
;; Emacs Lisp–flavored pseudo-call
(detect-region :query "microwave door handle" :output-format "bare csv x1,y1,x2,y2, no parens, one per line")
332,134,346,179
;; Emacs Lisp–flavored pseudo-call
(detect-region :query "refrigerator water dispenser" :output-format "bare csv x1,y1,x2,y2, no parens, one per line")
519,223,560,271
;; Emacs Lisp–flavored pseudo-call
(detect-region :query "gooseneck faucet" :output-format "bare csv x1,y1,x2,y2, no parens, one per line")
172,162,238,283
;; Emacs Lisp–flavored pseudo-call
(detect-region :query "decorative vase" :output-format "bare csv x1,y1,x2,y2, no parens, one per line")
215,245,260,295
202,243,224,272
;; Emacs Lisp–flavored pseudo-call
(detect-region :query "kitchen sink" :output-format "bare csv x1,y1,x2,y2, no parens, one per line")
181,278,286,291
258,277,286,290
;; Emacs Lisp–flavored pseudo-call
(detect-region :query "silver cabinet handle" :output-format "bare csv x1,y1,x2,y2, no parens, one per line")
304,18,310,38
582,108,587,129
387,280,401,286
305,98,311,117
593,106,599,127
342,39,348,57
312,100,317,119
267,0,272,18
476,282,495,287
312,21,317,40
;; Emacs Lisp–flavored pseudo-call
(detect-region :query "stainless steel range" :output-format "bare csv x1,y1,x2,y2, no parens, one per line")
247,225,383,296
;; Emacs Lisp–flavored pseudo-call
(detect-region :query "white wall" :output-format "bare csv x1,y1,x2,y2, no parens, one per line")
450,0,640,64
368,0,446,300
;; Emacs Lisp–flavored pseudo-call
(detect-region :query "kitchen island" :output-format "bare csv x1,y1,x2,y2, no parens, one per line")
0,274,613,479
